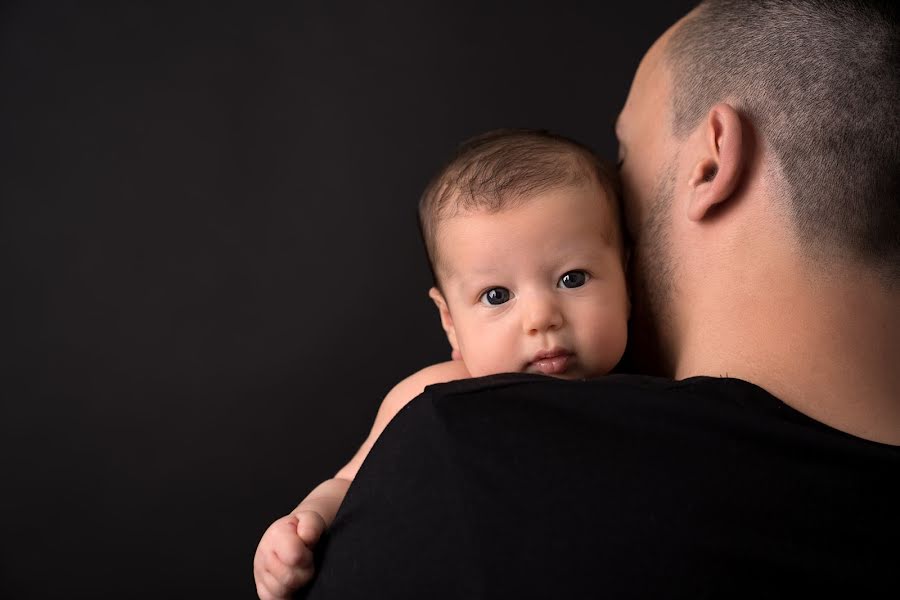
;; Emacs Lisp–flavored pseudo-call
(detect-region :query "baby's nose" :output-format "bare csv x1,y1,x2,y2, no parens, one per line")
522,293,563,334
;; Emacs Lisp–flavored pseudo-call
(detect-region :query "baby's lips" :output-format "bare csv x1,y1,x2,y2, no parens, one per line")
527,352,573,375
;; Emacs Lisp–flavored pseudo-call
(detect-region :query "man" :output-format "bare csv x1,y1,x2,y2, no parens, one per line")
619,0,899,444
299,1,899,597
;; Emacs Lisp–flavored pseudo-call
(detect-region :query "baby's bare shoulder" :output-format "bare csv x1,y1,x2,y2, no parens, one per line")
387,360,470,403
335,361,472,481
412,360,471,385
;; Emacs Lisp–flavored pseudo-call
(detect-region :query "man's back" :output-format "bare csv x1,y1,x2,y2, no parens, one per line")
302,374,899,599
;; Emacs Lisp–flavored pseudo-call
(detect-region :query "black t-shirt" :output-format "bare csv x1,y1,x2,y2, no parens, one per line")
301,374,900,599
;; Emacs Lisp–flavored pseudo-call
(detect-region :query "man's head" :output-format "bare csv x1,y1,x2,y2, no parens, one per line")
617,0,899,374
419,129,629,379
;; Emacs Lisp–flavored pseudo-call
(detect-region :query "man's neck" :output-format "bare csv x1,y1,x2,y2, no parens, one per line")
675,256,900,445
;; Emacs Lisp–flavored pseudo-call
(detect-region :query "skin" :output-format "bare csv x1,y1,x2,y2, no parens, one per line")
616,13,900,444
254,180,628,599
428,181,629,381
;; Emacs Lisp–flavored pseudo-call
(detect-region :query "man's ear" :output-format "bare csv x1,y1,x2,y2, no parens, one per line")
686,103,745,221
428,287,460,356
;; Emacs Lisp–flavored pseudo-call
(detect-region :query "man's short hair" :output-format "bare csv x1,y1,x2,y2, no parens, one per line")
418,129,621,286
667,0,899,282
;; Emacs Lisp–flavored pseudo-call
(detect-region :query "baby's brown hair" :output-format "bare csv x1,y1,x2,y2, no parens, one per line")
418,128,622,287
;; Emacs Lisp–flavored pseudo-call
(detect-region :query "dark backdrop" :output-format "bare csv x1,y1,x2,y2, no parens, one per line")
1,1,694,597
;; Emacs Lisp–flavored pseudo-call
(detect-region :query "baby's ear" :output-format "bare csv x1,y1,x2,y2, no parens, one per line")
428,287,460,355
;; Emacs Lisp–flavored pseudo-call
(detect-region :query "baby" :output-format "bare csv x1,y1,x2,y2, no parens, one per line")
253,129,630,600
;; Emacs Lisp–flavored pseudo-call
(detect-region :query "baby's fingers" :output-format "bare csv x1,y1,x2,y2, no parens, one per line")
258,567,309,600
273,531,313,568
256,569,289,600
254,515,314,599
271,549,314,587
257,550,314,599
294,510,327,548
254,554,295,600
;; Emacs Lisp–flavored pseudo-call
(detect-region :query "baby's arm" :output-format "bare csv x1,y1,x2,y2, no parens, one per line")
254,360,470,600
335,359,471,481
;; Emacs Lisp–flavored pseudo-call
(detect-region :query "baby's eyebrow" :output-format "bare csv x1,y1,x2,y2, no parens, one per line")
450,267,497,283
452,279,495,298
464,265,502,276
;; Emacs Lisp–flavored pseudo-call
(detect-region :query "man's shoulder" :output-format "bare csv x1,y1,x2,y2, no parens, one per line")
408,372,900,591
422,371,757,404
414,372,900,466
418,372,776,428
419,373,900,442
308,373,900,599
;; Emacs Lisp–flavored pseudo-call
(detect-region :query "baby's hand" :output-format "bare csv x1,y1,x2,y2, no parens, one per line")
254,511,326,600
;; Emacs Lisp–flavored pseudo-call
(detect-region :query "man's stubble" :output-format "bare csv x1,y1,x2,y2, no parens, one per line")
628,163,677,375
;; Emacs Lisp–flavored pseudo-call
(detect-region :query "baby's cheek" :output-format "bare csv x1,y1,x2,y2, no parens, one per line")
457,318,522,377
583,313,629,373
463,341,521,377
463,350,510,378
455,334,493,377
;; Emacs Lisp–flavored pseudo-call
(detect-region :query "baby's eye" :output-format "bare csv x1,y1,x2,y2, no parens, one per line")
480,287,511,306
558,270,589,289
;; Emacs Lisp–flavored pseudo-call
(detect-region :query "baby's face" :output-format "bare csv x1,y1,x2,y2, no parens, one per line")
432,183,629,379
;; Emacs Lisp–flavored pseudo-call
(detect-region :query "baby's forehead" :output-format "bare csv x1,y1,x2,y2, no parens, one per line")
433,182,623,276
439,179,618,236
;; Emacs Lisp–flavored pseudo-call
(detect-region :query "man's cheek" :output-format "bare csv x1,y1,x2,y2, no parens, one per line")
623,198,641,240
619,175,640,236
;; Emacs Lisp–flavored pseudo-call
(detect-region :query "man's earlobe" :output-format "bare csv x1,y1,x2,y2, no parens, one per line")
428,287,459,354
687,103,744,221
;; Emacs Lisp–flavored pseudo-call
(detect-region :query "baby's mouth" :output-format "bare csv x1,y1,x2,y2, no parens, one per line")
527,351,574,375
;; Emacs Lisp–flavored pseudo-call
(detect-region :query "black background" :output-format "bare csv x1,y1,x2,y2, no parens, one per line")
1,1,693,597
